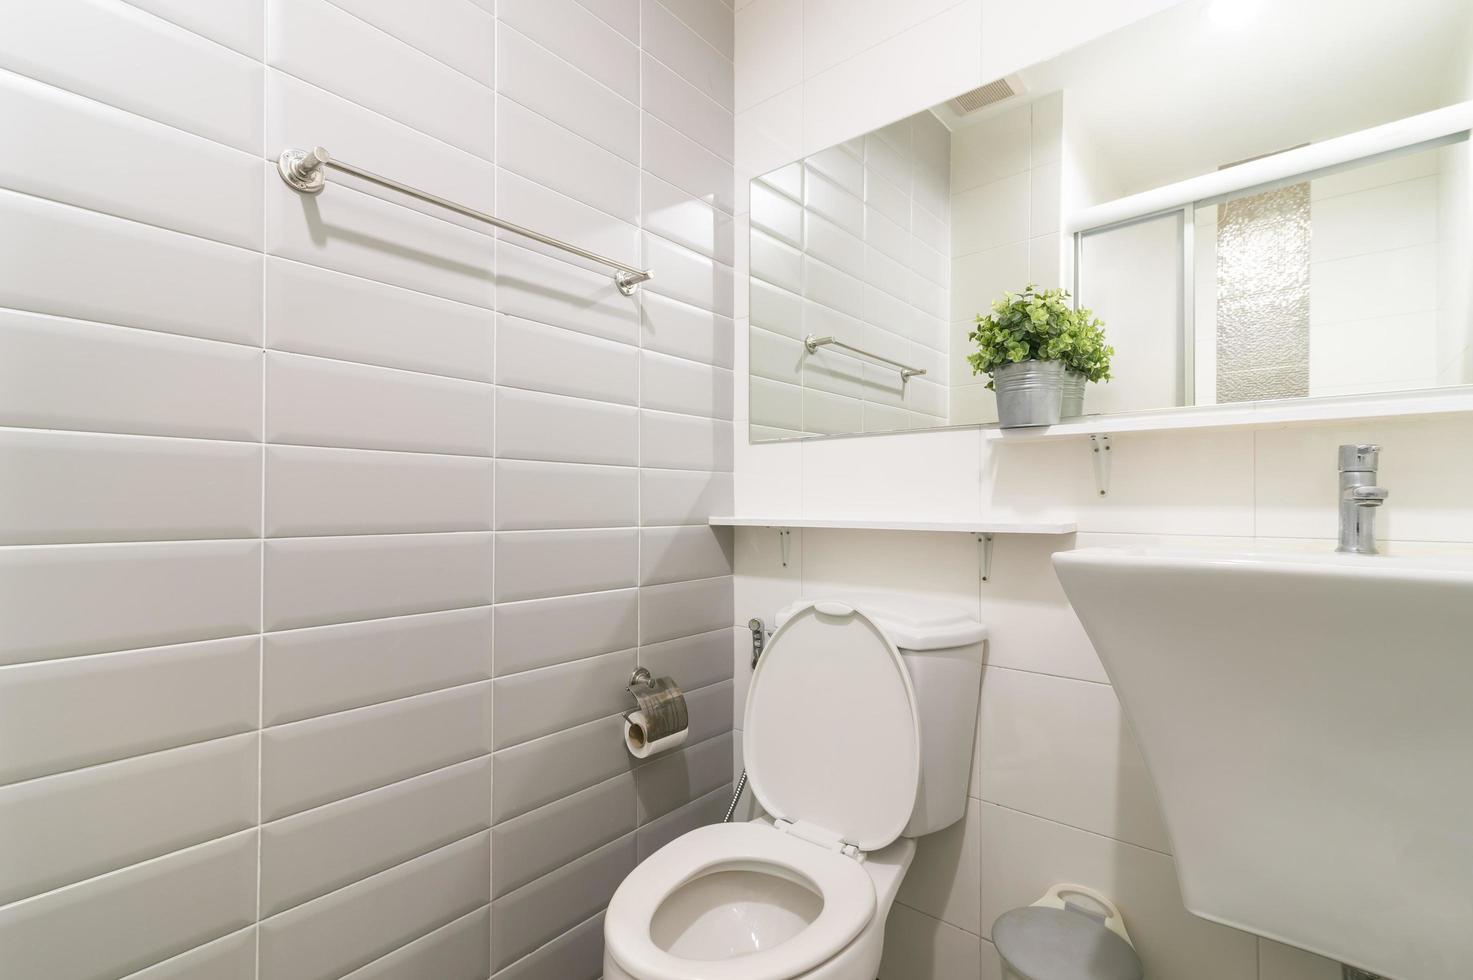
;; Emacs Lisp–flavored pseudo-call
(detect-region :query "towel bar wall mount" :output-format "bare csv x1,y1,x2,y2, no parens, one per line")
276,146,653,296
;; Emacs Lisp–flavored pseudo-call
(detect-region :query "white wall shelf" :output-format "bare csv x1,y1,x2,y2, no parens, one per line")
980,386,1473,443
709,516,1077,535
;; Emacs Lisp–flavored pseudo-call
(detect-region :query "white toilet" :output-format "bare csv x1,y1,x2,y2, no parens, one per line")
604,595,987,980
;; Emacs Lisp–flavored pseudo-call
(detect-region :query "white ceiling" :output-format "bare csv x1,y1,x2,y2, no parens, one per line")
944,0,1473,199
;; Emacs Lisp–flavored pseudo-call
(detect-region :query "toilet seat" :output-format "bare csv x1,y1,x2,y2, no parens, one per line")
604,822,876,980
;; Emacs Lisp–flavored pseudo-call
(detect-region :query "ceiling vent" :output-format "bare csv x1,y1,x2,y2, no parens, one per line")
948,75,1024,114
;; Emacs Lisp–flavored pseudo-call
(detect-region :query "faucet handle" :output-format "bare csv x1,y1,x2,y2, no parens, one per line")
1350,485,1388,506
1338,444,1380,473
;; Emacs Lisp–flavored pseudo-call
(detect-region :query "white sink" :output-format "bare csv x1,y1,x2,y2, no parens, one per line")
1053,546,1473,980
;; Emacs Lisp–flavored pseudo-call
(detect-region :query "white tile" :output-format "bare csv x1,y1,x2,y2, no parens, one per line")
640,468,734,526
805,212,866,278
633,731,732,821
266,445,494,537
500,0,639,103
642,0,734,110
494,460,638,529
261,682,491,820
260,756,490,916
266,258,493,382
0,430,259,545
265,68,496,220
642,410,734,471
265,178,496,310
323,0,494,85
496,314,638,404
265,351,494,457
952,173,1031,257
978,803,1260,980
497,96,640,223
748,326,805,384
578,0,640,39
1309,243,1437,326
0,635,257,785
976,666,1169,852
263,532,493,631
750,376,805,430
640,627,735,691
0,190,261,346
640,575,735,644
495,389,639,466
0,310,261,442
644,55,735,163
660,0,735,59
0,541,260,667
497,243,639,347
494,589,638,676
493,529,638,602
121,926,257,980
263,607,493,725
0,71,261,249
804,427,983,521
636,785,727,861
732,523,802,634
750,279,805,339
805,169,863,237
496,23,639,165
0,829,257,980
733,434,803,515
736,91,803,193
1310,174,1437,264
1253,414,1473,544
642,291,736,368
897,797,981,933
750,228,804,292
340,906,488,980
122,0,263,58
492,773,636,896
951,103,1031,193
496,169,640,273
681,679,737,748
641,526,734,585
879,903,983,980
266,0,494,160
800,2,981,155
490,909,603,980
644,113,737,215
489,833,635,972
644,174,737,265
493,648,636,749
800,0,961,78
642,351,735,420
258,831,489,980
735,0,801,111
0,734,256,907
1029,162,1062,238
0,0,262,154
492,714,630,822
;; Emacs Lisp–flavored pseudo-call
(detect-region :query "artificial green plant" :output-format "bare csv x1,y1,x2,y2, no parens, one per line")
966,284,1114,389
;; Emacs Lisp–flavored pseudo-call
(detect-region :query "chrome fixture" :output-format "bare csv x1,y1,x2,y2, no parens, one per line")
1342,967,1387,980
803,334,926,380
1336,444,1388,555
276,146,653,295
746,618,769,669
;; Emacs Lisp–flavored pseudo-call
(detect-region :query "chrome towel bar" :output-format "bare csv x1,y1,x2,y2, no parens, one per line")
276,146,653,295
803,333,926,380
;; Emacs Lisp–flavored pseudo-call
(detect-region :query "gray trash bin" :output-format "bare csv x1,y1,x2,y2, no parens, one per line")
992,885,1144,980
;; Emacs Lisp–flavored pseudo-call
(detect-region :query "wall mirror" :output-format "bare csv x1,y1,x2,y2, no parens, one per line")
746,0,1473,441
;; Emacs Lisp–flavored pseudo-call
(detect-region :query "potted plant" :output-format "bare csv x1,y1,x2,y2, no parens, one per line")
966,284,1113,427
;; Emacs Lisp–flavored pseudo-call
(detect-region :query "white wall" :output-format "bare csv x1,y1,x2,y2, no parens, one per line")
748,110,951,438
735,6,1473,980
949,95,1065,425
0,0,736,976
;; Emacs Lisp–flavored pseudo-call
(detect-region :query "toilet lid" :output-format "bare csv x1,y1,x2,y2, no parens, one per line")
743,600,921,851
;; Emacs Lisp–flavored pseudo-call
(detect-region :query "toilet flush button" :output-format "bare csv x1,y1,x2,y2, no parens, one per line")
812,601,855,617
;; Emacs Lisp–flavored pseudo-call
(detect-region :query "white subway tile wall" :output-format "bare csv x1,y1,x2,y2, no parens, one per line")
0,1,734,978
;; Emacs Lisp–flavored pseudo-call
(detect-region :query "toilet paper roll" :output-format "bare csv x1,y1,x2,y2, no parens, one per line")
624,709,689,759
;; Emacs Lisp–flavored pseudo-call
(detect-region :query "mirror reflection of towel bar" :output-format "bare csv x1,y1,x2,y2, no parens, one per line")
275,145,653,296
803,334,926,380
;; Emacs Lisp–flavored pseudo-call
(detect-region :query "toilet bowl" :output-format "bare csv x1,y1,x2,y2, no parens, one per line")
604,595,987,980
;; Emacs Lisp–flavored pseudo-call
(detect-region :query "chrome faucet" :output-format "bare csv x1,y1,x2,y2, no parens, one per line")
1336,444,1388,555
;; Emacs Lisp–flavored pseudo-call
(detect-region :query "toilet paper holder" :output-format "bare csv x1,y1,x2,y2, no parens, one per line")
623,668,689,755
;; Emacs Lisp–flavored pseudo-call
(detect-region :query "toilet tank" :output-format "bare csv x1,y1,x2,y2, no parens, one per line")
775,595,987,837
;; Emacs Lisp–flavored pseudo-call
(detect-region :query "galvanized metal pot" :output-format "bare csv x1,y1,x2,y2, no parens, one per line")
1061,370,1086,419
993,360,1065,428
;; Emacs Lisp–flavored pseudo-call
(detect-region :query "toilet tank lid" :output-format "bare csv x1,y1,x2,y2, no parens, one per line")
775,594,987,650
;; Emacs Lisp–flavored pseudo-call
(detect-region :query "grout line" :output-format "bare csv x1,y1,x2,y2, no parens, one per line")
317,0,497,90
